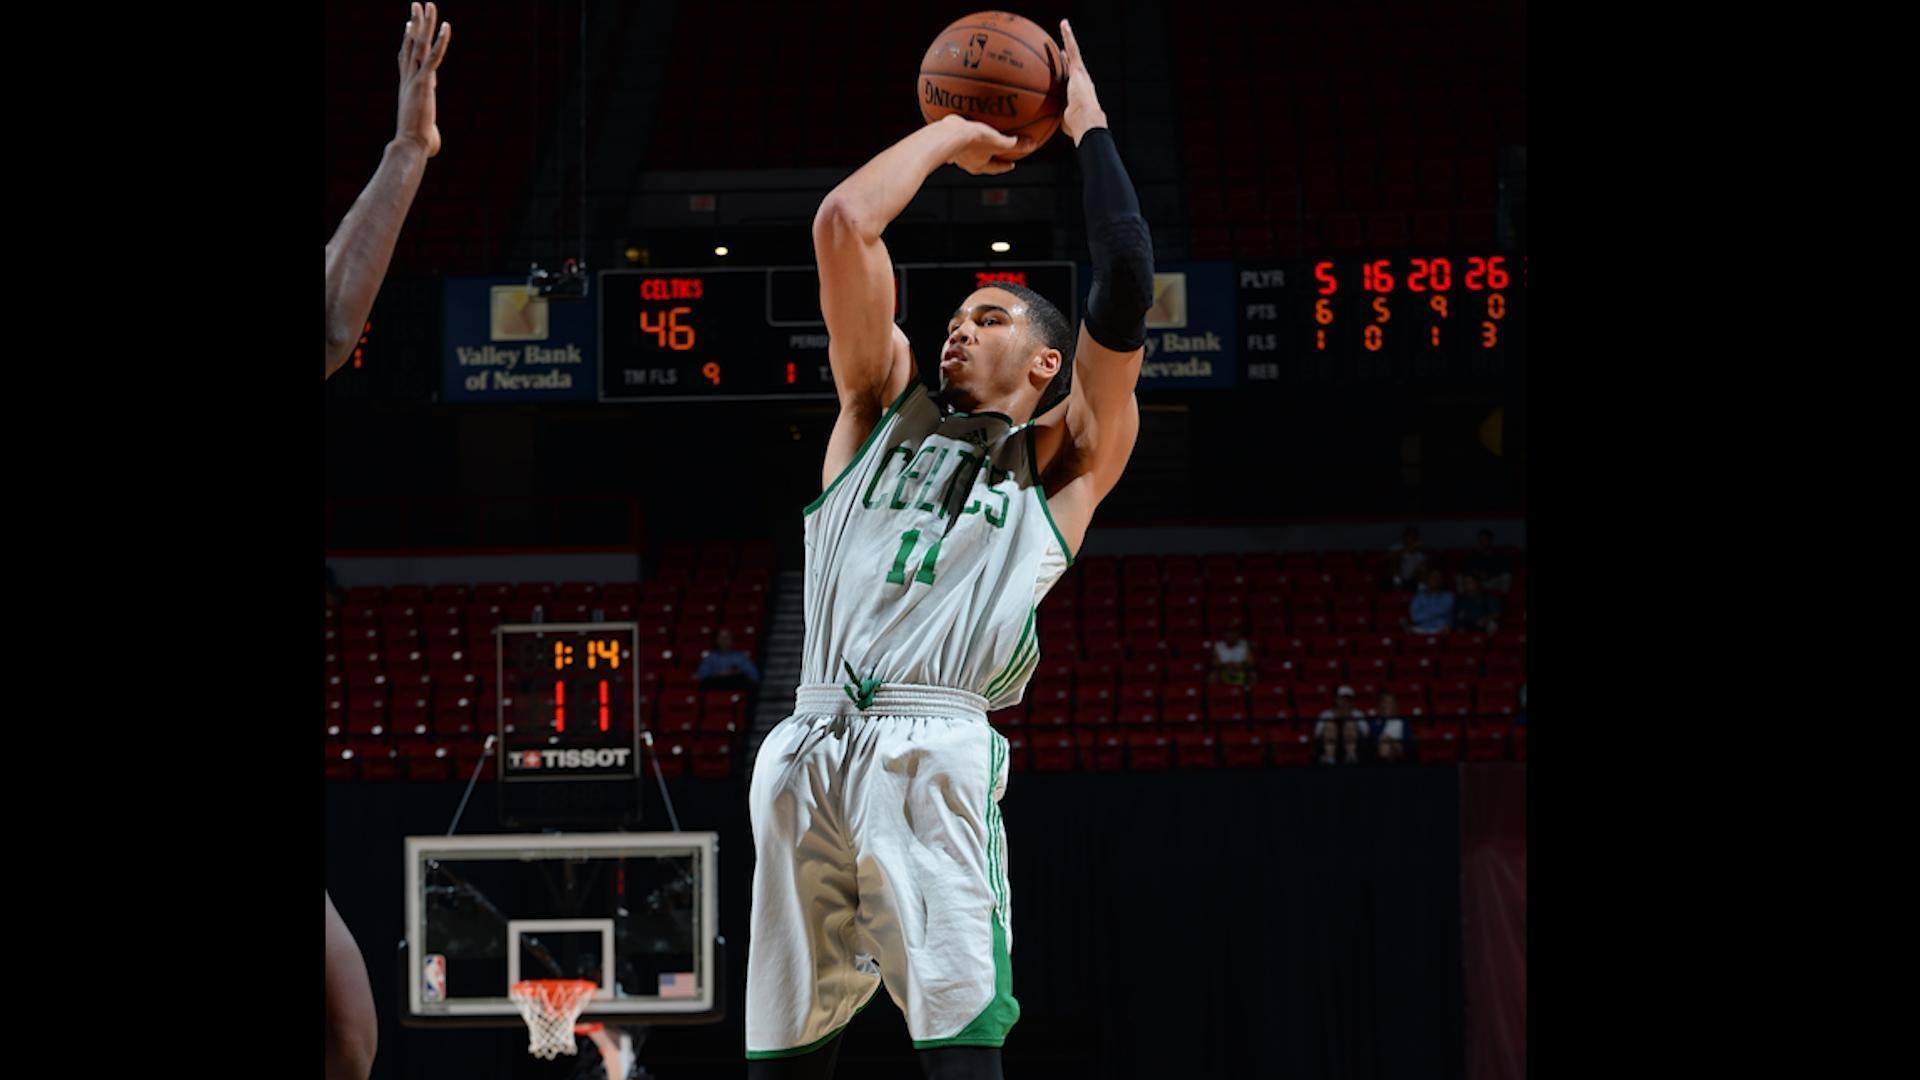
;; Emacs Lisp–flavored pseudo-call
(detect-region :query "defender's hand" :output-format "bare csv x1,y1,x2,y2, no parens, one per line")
396,2,452,157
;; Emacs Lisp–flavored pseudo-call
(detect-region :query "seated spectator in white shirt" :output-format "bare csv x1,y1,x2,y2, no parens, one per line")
1210,628,1254,685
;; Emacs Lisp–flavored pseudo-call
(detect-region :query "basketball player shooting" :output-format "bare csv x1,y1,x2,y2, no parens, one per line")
745,19,1151,1080
325,8,449,1080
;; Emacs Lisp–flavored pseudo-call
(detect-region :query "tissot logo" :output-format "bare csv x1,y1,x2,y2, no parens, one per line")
506,748,633,771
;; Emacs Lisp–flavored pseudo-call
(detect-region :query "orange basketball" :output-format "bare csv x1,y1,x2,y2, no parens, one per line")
917,12,1066,161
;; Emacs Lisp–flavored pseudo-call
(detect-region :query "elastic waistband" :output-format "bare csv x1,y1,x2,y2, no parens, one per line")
793,683,990,721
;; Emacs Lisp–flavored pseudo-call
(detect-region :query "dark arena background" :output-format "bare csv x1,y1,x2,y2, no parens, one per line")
324,1,1527,1077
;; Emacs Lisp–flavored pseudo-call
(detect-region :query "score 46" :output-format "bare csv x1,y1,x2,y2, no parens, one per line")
639,306,695,350
640,305,723,385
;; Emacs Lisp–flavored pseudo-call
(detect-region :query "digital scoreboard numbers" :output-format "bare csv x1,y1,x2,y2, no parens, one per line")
598,269,837,401
598,264,1077,402
1238,254,1526,385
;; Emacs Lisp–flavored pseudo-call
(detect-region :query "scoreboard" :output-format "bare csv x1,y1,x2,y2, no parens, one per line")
593,255,1523,400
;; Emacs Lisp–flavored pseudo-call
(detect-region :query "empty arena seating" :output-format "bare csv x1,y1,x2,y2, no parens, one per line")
325,539,775,781
988,546,1525,772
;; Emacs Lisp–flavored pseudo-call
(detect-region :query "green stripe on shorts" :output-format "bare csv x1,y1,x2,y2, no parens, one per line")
914,734,1019,1049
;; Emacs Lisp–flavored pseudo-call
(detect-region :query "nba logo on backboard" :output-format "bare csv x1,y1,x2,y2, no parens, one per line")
423,953,447,1003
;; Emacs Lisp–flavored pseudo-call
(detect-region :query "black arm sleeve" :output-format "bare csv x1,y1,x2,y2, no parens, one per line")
1078,127,1155,353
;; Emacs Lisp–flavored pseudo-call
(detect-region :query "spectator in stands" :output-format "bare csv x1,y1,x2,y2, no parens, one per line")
694,628,760,689
1463,528,1514,591
1405,568,1455,635
1371,691,1408,763
1387,525,1427,589
1453,574,1502,634
1210,627,1254,685
1314,685,1367,765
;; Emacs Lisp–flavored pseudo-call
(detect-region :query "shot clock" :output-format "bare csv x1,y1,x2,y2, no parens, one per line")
494,622,642,780
494,622,646,828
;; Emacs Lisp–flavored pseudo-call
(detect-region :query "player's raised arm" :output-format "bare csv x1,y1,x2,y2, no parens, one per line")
325,3,452,378
1038,19,1155,546
810,116,1024,479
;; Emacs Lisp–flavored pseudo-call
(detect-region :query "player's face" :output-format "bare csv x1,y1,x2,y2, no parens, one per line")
941,288,1046,408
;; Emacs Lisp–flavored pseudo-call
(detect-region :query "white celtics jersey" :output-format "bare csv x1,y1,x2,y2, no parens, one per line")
800,381,1073,710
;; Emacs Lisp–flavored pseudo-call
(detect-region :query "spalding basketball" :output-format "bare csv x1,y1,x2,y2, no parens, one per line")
918,12,1066,160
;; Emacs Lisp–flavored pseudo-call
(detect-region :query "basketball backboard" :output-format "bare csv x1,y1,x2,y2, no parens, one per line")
401,831,721,1027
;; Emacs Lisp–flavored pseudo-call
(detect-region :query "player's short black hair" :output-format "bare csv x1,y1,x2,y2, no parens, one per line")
989,281,1075,418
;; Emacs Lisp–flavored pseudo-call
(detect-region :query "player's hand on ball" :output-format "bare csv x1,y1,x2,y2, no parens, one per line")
1058,19,1108,144
946,117,1028,176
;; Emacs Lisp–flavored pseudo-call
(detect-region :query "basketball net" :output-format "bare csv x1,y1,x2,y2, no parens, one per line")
508,979,598,1059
